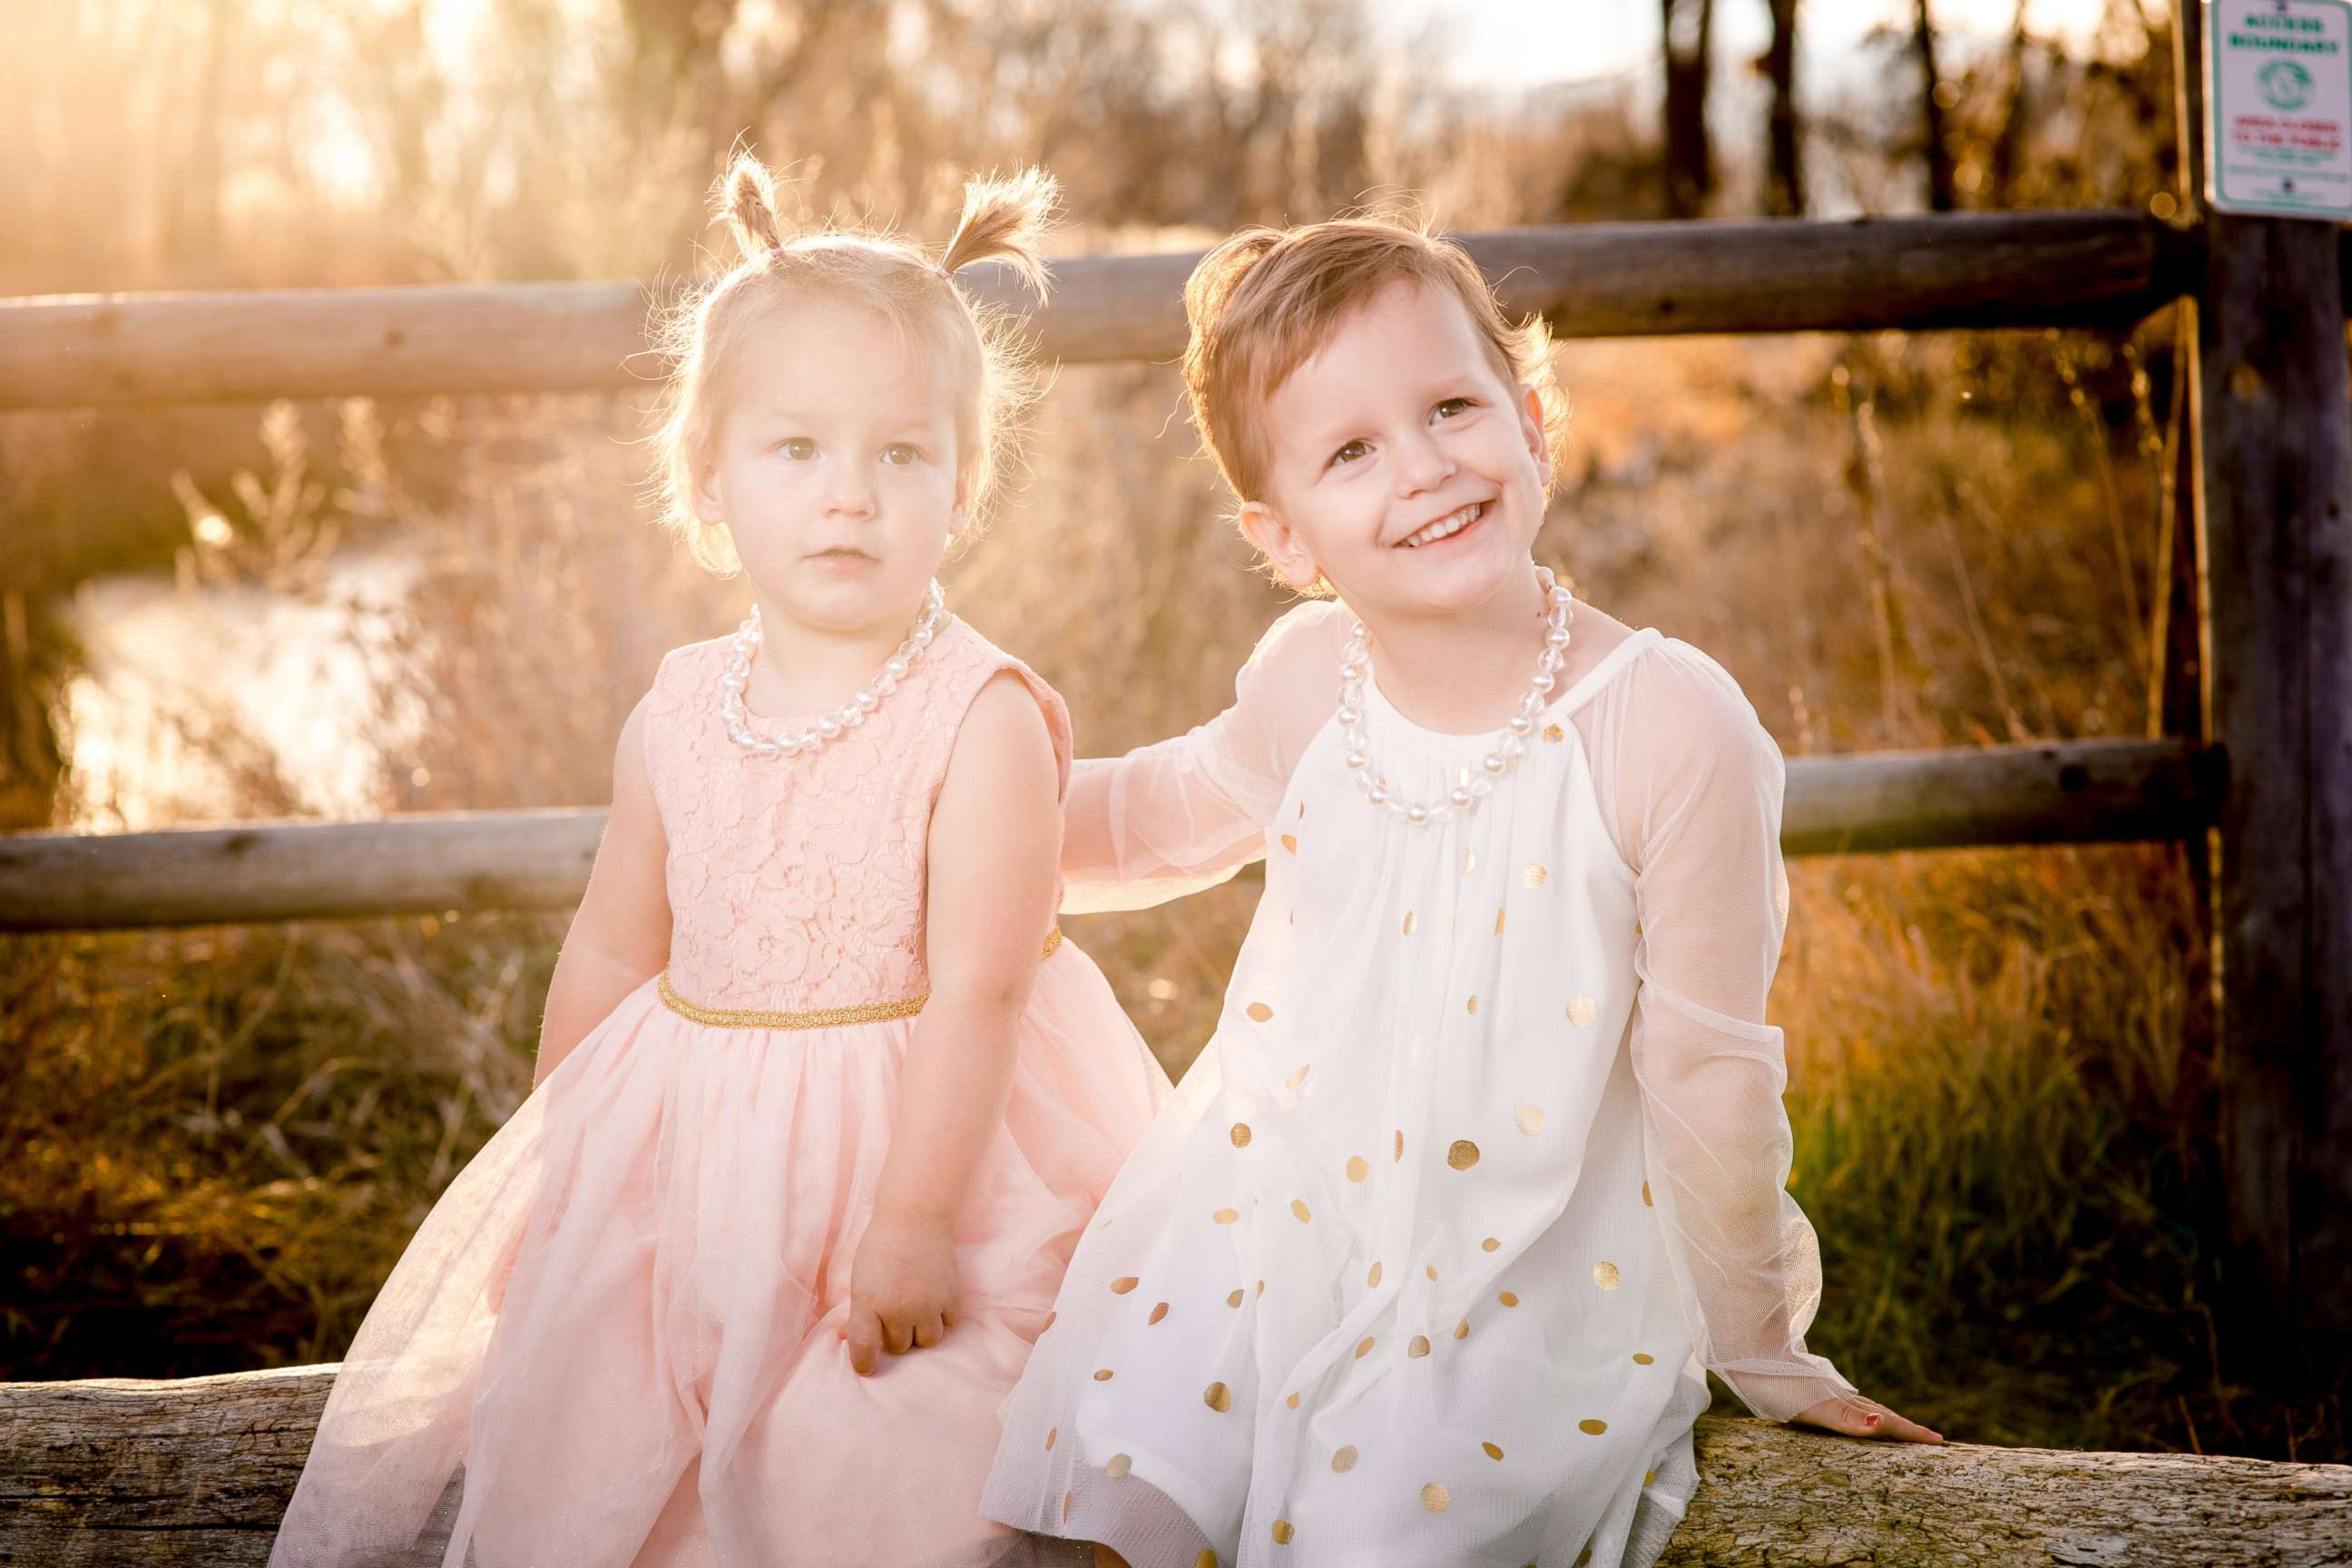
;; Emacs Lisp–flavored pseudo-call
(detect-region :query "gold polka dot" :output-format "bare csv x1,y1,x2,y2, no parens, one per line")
1499,1291,1519,1307
1462,848,1477,875
1286,1392,1301,1409
1271,1519,1295,1545
1447,1139,1481,1171
1042,1311,1056,1332
1408,1335,1431,1357
1516,1104,1545,1135
1494,908,1507,935
1045,1426,1056,1450
1198,1553,1219,1568
1227,1288,1244,1308
1566,995,1598,1026
1481,1236,1502,1252
1524,864,1548,887
1347,1155,1369,1182
1106,1453,1132,1478
1454,1318,1470,1339
1213,1207,1240,1224
1093,1368,1114,1381
1256,1279,1266,1296
1149,1301,1170,1325
1577,1551,1592,1567
1402,911,1417,936
1063,1491,1072,1523
1331,1445,1358,1473
1394,1130,1405,1161
1426,1264,1437,1280
1111,1276,1139,1294
1286,1064,1310,1089
1593,1260,1621,1289
1644,1468,1657,1486
1466,995,1479,1014
1367,1261,1383,1289
1354,1337,1375,1358
1483,1441,1505,1460
1247,1002,1273,1023
1229,1122,1253,1148
1642,1180,1654,1206
1543,722,1565,742
1579,1418,1608,1435
1280,834,1298,854
1632,1352,1655,1364
1422,1482,1451,1512
1204,1381,1231,1413
1291,1199,1313,1224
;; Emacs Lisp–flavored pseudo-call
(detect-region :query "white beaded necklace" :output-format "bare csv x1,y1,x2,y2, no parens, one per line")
719,580,946,757
1338,564,1575,826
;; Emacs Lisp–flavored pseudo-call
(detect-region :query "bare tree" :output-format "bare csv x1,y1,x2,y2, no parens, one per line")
1761,0,1803,215
1661,0,1715,215
1915,0,1956,210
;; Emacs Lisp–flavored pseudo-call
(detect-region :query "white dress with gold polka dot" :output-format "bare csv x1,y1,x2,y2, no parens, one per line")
981,598,1857,1568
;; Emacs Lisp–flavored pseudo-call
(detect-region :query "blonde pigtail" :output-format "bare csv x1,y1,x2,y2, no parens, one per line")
936,168,1060,301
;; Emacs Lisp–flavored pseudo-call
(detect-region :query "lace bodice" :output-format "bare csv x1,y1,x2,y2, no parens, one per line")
641,614,1073,1013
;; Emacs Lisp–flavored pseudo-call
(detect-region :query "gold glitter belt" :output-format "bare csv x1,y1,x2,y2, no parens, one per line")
657,928,1064,1030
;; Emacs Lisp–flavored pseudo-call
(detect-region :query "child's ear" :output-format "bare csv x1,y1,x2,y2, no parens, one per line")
948,475,971,536
691,448,726,530
1517,384,1553,490
1239,501,1323,593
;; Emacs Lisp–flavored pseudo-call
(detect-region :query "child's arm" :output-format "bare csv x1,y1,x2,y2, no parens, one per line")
1060,598,1349,914
846,671,1062,1377
532,696,671,1088
1609,647,1943,1444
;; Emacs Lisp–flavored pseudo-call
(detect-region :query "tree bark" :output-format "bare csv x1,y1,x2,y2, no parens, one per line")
1916,0,1957,210
2,1368,2347,1565
1761,0,1803,217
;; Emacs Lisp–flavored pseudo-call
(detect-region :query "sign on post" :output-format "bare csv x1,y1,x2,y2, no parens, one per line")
2206,0,2352,218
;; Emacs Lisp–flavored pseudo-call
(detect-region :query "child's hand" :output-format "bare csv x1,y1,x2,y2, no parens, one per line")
844,1212,960,1376
1790,1391,1945,1444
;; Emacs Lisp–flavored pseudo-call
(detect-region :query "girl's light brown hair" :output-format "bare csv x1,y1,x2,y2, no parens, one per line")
1179,210,1569,514
648,152,1058,574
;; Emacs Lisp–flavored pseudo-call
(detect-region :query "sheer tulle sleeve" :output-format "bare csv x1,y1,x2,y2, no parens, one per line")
1061,600,1348,916
1583,637,1859,1425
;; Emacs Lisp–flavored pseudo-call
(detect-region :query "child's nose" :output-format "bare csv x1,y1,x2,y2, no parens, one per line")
1395,428,1456,495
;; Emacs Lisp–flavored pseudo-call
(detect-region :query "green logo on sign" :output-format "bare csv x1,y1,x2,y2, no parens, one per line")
2259,58,2314,109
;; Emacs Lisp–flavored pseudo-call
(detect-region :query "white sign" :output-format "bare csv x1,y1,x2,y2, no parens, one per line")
2207,0,2352,218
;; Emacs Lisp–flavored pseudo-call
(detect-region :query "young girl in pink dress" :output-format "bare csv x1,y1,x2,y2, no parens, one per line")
269,155,1165,1568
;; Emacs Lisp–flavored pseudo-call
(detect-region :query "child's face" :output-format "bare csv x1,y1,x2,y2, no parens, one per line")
693,299,964,636
1240,279,1551,622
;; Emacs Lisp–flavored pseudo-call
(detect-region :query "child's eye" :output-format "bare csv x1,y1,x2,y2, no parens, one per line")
1432,397,1475,422
880,443,924,466
1327,438,1370,469
776,437,817,460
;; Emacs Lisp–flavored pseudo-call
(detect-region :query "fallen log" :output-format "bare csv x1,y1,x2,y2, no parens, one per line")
1,1367,2345,1565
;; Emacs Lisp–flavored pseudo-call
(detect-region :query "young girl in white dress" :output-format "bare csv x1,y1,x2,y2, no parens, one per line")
983,217,1944,1568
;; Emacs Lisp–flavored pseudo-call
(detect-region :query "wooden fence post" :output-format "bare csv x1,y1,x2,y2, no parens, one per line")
2173,0,2352,1359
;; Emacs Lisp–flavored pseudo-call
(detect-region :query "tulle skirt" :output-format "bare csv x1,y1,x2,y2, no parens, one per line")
269,946,1166,1568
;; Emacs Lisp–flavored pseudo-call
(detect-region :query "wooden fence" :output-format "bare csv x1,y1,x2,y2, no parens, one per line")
3,3,2348,1555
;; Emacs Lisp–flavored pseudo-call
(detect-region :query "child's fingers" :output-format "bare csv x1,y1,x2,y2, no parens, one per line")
912,1315,946,1349
846,1311,881,1377
881,1314,915,1356
1798,1394,1945,1445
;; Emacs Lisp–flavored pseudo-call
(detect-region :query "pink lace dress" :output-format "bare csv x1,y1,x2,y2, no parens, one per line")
270,615,1167,1568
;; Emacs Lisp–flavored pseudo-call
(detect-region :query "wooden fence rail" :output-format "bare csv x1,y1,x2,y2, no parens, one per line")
1,1367,2346,1566
0,739,2219,933
0,211,2217,409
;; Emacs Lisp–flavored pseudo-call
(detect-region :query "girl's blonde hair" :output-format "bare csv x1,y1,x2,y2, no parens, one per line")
1180,209,1570,592
649,152,1058,574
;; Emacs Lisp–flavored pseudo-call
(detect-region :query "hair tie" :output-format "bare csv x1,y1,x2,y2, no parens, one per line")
936,261,954,280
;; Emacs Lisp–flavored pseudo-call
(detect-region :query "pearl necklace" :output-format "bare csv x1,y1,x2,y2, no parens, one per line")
719,580,946,756
1338,564,1575,826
